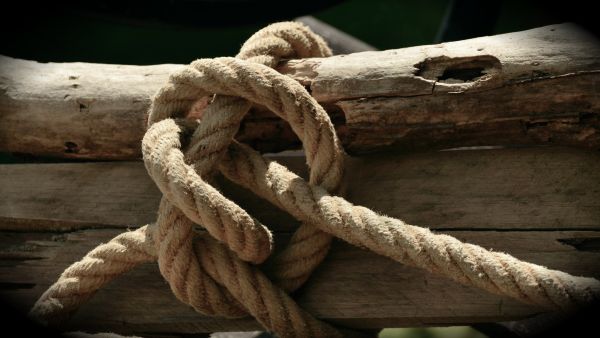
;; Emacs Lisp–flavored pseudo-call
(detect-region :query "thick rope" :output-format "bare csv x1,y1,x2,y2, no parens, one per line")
30,21,600,338
31,22,346,336
30,225,156,325
217,141,600,309
145,23,343,329
146,22,339,294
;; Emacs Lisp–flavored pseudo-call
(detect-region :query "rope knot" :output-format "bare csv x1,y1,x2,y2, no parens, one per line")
30,21,600,338
141,22,348,331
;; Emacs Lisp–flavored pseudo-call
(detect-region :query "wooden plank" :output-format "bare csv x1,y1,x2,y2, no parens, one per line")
1,227,598,333
343,147,600,231
0,147,600,231
0,162,161,231
0,147,599,232
1,23,599,159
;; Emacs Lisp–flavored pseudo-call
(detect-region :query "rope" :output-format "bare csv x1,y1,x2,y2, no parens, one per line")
30,225,156,325
29,22,600,337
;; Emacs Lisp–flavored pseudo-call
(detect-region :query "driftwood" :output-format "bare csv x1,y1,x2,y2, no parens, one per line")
1,23,599,159
1,147,599,333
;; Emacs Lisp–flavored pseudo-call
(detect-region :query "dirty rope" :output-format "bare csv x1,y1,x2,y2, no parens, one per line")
30,22,600,338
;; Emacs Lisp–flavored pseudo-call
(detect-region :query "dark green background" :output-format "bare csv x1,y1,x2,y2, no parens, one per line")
2,0,562,65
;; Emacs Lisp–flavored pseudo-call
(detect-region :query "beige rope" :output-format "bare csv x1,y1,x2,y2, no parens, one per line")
30,225,156,326
217,141,600,309
31,22,346,336
30,21,600,338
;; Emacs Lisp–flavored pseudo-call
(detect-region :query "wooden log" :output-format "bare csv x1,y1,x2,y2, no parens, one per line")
0,147,599,332
1,23,599,159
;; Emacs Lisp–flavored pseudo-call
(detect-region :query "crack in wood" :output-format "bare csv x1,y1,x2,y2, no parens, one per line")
557,237,600,252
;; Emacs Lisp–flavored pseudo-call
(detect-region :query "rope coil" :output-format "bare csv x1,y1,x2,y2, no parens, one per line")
30,22,600,338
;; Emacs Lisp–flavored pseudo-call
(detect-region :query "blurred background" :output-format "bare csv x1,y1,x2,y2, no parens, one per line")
1,1,598,337
1,0,597,65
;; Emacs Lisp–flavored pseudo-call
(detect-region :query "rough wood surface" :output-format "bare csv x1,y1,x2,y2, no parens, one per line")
1,228,598,333
0,147,598,232
1,23,599,159
1,146,599,332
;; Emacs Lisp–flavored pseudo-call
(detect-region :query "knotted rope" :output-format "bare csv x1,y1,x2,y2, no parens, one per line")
30,22,600,337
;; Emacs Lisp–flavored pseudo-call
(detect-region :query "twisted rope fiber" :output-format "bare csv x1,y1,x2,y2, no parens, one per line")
30,21,600,337
31,22,348,337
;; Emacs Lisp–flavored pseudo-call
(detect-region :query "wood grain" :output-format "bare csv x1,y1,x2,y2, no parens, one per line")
0,227,598,333
1,23,599,159
0,147,598,232
0,146,598,332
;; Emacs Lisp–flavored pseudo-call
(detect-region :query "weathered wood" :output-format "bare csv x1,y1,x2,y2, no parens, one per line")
0,147,599,232
1,23,599,159
0,146,598,332
1,227,598,333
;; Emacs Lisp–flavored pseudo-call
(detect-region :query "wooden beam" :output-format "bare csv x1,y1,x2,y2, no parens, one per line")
0,147,599,232
1,227,598,333
1,23,599,159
